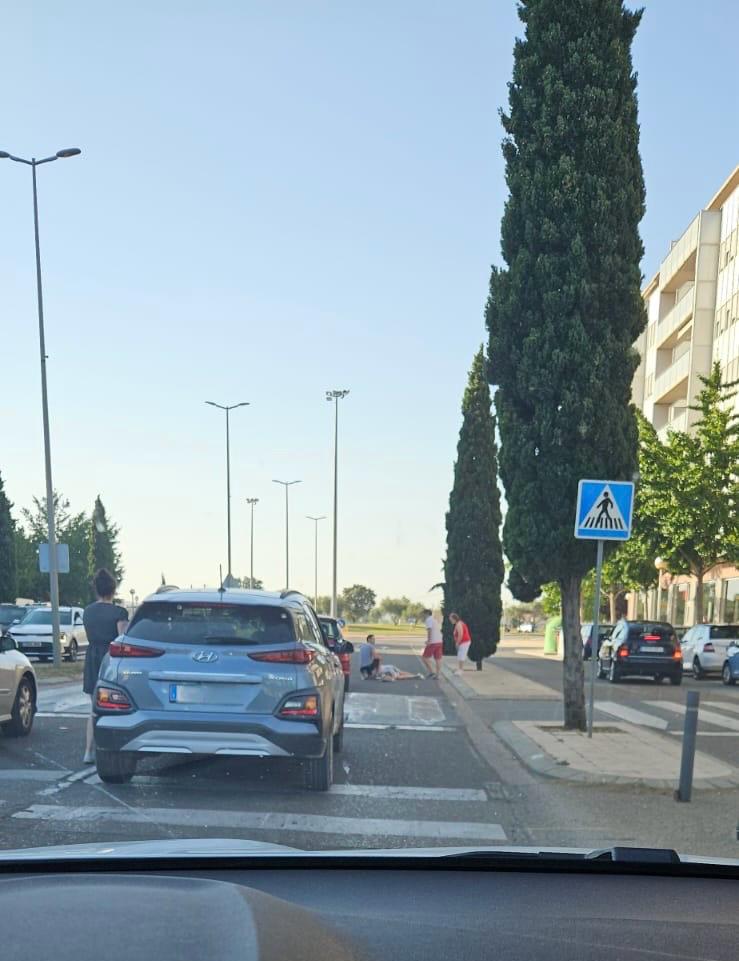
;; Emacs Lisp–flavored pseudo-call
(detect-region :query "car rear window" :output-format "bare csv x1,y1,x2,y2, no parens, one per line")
320,619,341,642
628,625,674,643
709,625,739,640
127,602,296,646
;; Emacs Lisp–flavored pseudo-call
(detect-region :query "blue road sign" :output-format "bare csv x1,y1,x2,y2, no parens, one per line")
574,480,634,541
38,543,70,573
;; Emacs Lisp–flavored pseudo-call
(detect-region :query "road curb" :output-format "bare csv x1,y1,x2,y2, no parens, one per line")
492,720,739,790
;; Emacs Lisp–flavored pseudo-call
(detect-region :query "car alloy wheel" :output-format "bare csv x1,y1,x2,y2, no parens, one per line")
66,640,78,663
723,662,736,686
2,678,35,737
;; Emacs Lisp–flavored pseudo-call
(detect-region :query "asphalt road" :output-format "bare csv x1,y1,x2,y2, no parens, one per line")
1,639,737,859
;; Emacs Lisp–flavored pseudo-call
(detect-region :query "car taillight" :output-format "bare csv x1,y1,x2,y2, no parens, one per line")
96,686,132,711
109,641,164,658
278,694,319,718
249,647,316,664
643,634,661,642
703,643,715,653
617,645,630,658
672,647,683,660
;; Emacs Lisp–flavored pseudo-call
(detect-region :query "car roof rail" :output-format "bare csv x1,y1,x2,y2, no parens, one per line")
280,589,305,600
155,584,180,594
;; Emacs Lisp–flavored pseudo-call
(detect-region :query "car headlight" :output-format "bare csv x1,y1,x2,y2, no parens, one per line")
60,633,67,641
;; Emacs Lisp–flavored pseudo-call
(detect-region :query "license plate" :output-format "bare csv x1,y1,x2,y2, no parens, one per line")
640,645,664,653
168,683,241,705
23,641,43,648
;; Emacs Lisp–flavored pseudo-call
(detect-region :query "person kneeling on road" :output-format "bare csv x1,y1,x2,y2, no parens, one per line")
360,634,381,679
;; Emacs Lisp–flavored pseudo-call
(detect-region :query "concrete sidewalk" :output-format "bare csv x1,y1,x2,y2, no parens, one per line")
493,719,739,790
439,656,560,700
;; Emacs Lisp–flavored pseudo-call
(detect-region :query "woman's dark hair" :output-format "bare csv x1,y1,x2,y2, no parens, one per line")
93,568,116,599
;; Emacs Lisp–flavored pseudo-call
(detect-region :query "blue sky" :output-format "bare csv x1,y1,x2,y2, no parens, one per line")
1,1,737,606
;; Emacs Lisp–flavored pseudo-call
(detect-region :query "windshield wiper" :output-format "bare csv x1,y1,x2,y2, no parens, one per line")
439,846,681,863
202,635,261,645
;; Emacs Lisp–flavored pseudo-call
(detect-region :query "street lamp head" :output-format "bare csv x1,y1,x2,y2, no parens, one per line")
205,400,219,408
246,497,259,506
326,389,350,401
56,148,81,158
0,151,9,159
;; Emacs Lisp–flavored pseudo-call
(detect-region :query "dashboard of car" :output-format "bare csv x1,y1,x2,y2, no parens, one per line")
2,856,737,961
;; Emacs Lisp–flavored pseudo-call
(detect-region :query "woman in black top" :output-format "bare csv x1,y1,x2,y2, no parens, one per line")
82,569,129,764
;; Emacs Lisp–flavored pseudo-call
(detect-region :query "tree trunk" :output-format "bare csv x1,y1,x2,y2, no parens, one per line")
694,570,704,624
608,592,617,623
560,575,586,731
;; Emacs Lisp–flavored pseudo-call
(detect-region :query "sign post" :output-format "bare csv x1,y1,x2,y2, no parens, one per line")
574,480,635,738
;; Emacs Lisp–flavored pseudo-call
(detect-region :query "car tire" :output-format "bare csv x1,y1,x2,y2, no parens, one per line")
692,657,704,680
722,662,736,686
1,677,35,738
303,728,334,792
608,661,620,684
65,639,78,663
670,673,683,686
597,658,607,680
95,749,136,784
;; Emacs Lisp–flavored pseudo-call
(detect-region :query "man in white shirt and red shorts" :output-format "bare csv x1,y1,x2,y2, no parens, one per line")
421,609,443,679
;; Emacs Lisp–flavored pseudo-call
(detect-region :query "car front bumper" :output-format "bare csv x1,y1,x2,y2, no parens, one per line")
93,709,327,759
14,638,73,657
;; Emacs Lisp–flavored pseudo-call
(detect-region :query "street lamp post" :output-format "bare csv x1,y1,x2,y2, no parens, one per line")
306,515,326,609
326,389,349,617
245,497,259,588
273,480,301,590
205,401,249,581
1,146,82,667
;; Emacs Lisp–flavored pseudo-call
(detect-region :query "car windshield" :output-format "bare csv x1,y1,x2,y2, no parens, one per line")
2,1,738,868
19,610,72,626
127,602,296,646
0,606,28,625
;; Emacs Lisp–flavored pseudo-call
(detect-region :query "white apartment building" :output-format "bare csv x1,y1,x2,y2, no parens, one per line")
629,165,739,626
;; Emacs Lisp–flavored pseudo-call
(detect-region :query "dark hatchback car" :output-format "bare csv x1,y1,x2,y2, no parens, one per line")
318,616,353,692
597,620,682,685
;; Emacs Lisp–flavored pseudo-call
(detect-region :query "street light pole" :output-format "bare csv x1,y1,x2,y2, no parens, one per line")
326,390,349,617
246,498,259,588
1,147,82,667
205,401,249,582
273,480,301,590
307,516,326,609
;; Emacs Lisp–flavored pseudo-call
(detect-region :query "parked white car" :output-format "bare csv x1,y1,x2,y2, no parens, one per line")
680,623,739,679
0,633,36,737
10,606,88,662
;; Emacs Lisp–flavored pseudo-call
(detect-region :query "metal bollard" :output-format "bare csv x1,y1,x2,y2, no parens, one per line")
675,690,700,803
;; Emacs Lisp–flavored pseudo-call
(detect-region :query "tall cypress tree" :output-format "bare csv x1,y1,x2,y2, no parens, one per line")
486,0,646,728
88,495,124,595
0,471,18,602
443,348,504,663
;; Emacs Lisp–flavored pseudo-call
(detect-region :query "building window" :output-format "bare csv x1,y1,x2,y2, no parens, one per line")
673,584,690,626
702,581,717,623
646,373,653,397
722,578,739,624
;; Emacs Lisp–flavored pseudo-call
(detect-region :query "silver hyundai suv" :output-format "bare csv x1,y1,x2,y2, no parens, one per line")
93,588,346,791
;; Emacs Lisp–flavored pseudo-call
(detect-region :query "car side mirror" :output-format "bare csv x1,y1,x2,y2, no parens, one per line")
11,618,20,625
1,634,17,652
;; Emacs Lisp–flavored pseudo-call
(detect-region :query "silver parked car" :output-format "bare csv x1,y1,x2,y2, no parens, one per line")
680,623,739,678
0,632,37,738
11,605,88,662
93,589,346,790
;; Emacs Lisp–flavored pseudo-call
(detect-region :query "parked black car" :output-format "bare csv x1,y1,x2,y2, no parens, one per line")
597,620,682,685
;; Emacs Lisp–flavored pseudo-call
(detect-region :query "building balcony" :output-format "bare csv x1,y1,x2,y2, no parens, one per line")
657,408,688,441
655,284,694,350
659,214,700,292
653,350,691,405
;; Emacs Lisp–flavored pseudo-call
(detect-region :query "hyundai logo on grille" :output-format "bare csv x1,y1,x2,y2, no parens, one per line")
192,650,219,663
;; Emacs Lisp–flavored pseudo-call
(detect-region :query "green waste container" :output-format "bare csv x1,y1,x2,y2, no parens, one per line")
544,616,561,655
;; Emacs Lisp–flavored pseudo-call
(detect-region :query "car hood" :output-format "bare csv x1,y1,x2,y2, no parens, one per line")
10,624,54,636
0,840,737,867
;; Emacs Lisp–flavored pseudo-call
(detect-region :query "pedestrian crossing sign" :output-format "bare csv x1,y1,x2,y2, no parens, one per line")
574,480,634,541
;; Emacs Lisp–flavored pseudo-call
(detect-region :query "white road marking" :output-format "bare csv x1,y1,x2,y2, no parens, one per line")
36,712,88,719
705,700,739,715
12,804,507,841
345,723,456,732
329,784,488,801
595,701,669,730
345,692,446,727
668,731,739,737
37,765,96,796
646,701,739,732
0,769,68,782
